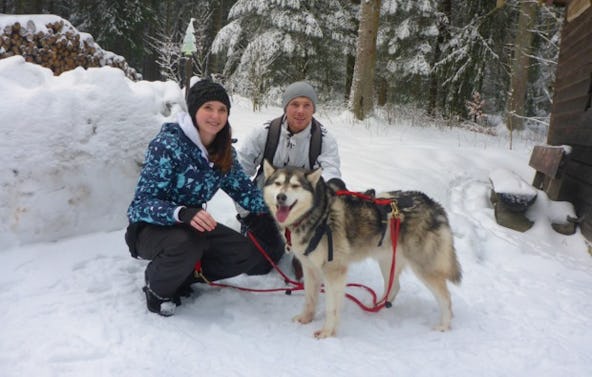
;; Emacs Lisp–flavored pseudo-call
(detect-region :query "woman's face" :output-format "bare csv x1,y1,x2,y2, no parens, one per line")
194,101,229,145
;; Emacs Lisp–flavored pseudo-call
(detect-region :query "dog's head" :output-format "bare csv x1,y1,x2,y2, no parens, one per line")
262,160,323,227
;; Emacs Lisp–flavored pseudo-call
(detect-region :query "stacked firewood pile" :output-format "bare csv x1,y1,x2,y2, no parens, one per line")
0,19,141,80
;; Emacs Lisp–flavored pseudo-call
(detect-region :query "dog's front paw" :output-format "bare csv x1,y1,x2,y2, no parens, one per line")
313,327,336,339
293,312,314,324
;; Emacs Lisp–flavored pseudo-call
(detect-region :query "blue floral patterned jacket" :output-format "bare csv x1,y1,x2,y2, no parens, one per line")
127,121,267,226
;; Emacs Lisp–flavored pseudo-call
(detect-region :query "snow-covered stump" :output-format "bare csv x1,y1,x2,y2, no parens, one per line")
551,218,578,236
489,168,538,232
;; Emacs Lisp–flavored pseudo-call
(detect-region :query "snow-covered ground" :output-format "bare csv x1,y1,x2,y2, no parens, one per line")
1,56,590,377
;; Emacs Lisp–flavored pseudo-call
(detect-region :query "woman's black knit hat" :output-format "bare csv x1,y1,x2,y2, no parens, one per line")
186,79,231,123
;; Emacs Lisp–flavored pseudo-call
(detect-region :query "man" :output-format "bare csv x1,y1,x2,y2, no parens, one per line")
238,81,343,277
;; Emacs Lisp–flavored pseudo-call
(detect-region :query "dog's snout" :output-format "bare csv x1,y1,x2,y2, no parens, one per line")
276,193,287,204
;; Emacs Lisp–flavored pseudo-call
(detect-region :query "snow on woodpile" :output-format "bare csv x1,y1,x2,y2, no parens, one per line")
0,14,140,80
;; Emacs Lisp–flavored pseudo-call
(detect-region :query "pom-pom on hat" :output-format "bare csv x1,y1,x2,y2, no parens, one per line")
281,81,317,113
186,79,231,125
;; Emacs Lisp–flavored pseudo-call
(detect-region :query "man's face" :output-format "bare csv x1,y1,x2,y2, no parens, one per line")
285,97,314,133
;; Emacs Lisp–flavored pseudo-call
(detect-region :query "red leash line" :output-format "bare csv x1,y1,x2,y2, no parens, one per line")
347,216,400,312
202,232,303,293
247,231,302,287
335,189,402,312
197,193,401,313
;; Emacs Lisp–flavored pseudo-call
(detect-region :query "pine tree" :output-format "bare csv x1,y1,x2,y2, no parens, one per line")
376,0,440,108
70,0,156,76
211,0,357,107
432,0,507,118
145,1,187,83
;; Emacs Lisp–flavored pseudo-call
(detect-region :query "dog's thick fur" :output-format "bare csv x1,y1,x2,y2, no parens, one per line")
262,161,462,338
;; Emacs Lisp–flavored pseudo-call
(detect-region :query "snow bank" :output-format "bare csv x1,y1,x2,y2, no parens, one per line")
0,56,184,248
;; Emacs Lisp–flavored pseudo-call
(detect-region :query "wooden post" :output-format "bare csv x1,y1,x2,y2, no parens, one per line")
184,57,192,98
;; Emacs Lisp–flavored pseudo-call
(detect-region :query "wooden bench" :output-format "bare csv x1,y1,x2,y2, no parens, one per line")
528,145,571,199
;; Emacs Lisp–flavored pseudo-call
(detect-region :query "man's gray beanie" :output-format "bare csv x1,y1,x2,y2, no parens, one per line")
281,81,317,112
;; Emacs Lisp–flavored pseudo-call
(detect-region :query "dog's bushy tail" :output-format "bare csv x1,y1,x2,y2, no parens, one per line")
448,248,463,285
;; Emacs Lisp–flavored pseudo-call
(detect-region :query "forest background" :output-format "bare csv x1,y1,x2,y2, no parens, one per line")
1,0,564,131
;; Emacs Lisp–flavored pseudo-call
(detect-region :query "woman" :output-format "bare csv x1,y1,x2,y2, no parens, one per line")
125,79,269,316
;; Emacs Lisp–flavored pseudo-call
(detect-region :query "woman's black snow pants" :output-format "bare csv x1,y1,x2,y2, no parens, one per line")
126,222,264,298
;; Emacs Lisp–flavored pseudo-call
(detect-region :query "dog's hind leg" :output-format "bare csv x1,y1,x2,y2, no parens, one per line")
416,273,453,331
293,261,321,325
314,265,348,339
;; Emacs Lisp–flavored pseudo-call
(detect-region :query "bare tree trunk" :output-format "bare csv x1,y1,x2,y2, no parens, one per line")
376,76,387,106
428,0,452,116
208,0,226,76
506,0,537,132
345,53,355,101
344,0,360,101
350,0,381,121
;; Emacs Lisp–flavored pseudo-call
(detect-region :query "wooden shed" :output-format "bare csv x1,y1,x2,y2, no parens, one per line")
529,0,592,243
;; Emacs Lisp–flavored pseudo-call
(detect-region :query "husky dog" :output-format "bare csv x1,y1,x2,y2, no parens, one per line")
262,161,462,338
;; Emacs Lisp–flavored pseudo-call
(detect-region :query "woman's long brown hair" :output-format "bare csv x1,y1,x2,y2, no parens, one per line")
207,122,233,173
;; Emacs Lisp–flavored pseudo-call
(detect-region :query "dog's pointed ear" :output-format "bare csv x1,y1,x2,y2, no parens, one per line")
306,167,323,186
263,159,275,179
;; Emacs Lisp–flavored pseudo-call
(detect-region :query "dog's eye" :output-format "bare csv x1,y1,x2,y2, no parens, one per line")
274,181,282,186
290,184,300,189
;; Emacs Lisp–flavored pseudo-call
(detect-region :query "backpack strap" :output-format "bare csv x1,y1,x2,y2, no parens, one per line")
263,116,283,166
308,119,322,170
254,116,282,181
